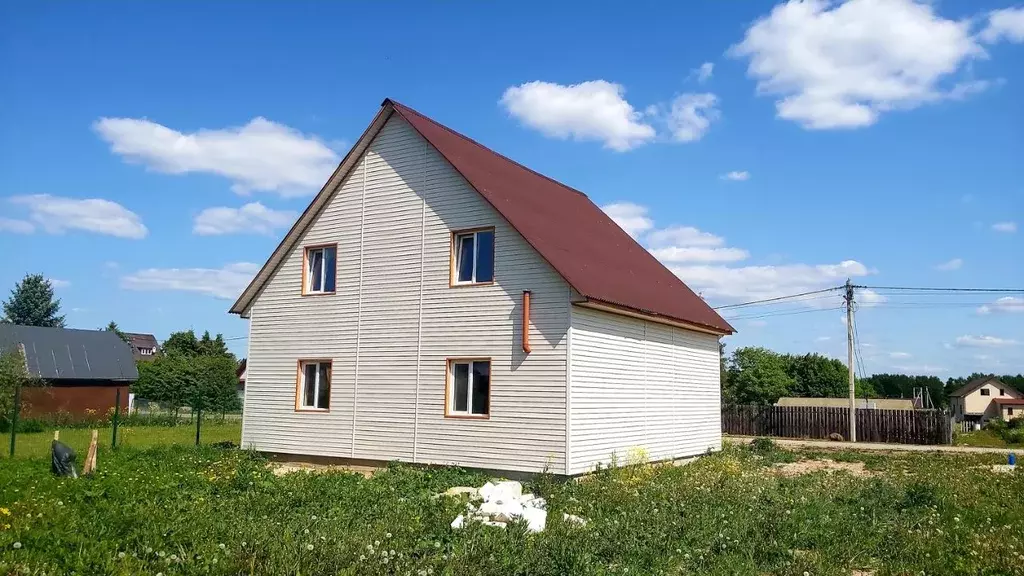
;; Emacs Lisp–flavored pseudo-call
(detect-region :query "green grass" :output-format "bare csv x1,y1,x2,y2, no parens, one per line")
1,422,242,459
2,442,1022,575
955,429,1024,448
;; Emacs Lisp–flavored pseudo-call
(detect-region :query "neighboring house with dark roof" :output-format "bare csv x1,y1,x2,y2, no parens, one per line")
236,358,246,400
126,332,160,361
229,99,733,475
949,377,1022,425
0,324,137,418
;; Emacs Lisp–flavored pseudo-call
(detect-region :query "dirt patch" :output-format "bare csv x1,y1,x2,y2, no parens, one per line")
269,462,378,478
773,458,874,478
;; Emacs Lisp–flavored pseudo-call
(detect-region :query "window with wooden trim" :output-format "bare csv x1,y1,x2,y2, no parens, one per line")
298,360,331,410
447,359,490,417
304,245,337,294
452,229,494,285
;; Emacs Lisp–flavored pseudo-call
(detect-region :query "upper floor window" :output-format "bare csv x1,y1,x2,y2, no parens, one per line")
1000,388,1006,396
139,348,153,356
304,245,337,294
452,228,494,286
980,388,990,396
297,360,331,410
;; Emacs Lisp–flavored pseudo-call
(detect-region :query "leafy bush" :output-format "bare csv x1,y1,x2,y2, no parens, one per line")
750,436,776,453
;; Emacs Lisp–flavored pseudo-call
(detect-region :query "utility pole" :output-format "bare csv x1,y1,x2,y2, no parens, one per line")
844,279,856,442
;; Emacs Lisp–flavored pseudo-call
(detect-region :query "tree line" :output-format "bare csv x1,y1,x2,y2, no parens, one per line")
2,273,242,416
721,344,1022,409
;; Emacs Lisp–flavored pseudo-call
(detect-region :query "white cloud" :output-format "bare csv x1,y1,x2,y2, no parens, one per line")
992,221,1017,233
954,335,1020,348
647,226,724,247
8,195,147,239
0,217,34,234
500,81,656,151
650,246,750,263
672,260,869,302
892,364,946,375
729,0,985,129
858,289,888,307
694,62,715,83
665,93,720,142
47,278,71,288
934,257,963,271
121,262,259,300
721,171,750,181
980,7,1024,43
977,296,1024,315
816,336,832,342
94,117,339,197
193,202,298,236
889,351,911,358
600,202,654,237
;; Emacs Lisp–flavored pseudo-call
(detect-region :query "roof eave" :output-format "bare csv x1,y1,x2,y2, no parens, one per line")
577,298,734,336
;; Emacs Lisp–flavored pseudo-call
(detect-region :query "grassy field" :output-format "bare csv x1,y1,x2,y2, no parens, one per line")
2,440,1022,575
956,429,1024,448
1,422,241,460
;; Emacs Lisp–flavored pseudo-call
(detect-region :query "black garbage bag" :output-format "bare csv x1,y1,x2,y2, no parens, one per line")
51,440,78,478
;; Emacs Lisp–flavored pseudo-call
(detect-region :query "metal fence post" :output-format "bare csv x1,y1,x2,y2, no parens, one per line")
9,383,21,457
112,388,121,449
195,406,202,446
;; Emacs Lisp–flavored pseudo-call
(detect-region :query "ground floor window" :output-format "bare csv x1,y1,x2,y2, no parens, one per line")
297,360,331,410
446,359,490,417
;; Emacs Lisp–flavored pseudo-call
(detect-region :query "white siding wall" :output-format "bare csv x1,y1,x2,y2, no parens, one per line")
568,306,721,474
242,115,569,472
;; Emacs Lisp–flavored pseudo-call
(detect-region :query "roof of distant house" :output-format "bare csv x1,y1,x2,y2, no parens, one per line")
948,376,1015,397
994,398,1024,406
230,99,733,335
126,332,158,350
775,397,917,410
0,324,138,381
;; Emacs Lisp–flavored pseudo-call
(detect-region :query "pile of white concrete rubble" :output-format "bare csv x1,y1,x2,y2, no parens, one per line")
444,480,586,533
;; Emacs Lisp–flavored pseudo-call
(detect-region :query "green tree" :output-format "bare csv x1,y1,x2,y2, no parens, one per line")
719,341,729,390
163,329,235,361
726,347,795,405
0,348,29,423
785,353,848,398
134,355,241,416
103,321,131,344
1,274,65,327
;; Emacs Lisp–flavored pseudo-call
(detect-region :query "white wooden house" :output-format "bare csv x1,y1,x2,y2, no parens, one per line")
230,99,734,474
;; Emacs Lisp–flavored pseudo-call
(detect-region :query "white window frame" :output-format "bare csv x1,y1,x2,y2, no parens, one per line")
298,360,331,411
452,229,494,285
304,245,335,294
446,359,490,418
140,348,153,356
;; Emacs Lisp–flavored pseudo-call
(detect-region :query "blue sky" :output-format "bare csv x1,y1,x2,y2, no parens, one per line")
1,1,1021,377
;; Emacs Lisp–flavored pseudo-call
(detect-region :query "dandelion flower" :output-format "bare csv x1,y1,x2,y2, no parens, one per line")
374,540,380,546
117,552,125,559
306,544,314,551
12,542,22,549
360,555,366,561
434,541,441,549
311,515,318,520
170,554,178,561
385,532,392,538
304,529,310,534
803,572,810,576
158,551,166,557
382,557,389,565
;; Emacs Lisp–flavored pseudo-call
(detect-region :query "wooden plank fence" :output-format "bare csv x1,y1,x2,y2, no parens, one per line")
722,405,953,445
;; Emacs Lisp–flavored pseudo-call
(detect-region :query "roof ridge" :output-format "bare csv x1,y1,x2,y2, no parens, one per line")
386,99,588,198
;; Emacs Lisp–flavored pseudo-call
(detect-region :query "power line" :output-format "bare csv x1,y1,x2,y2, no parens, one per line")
713,286,843,310
854,285,1024,293
726,306,843,321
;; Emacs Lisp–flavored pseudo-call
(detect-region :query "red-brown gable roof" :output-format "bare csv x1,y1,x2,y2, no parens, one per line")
389,100,732,334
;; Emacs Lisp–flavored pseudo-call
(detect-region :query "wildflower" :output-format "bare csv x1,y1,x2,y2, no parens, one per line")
241,541,247,547
57,501,64,506
306,544,314,551
360,555,366,561
385,532,392,538
117,552,125,559
382,556,389,565
146,547,153,554
803,572,810,576
311,515,318,520
374,540,380,546
0,508,9,516
955,516,961,522
158,551,166,557
304,529,310,534
367,544,374,551
434,541,441,549
156,573,163,576
170,554,178,562
212,558,218,564
12,542,22,549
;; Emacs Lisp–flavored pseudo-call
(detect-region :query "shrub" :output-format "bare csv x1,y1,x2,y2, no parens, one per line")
750,436,776,453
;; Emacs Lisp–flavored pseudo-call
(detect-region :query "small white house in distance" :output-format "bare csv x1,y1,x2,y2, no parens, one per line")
949,376,1022,427
230,99,734,475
